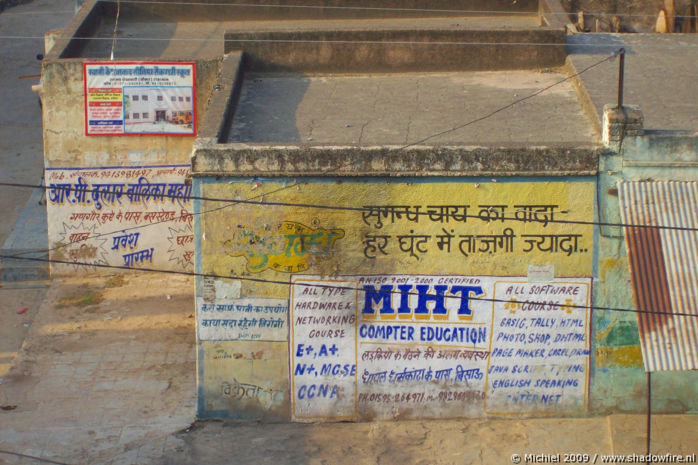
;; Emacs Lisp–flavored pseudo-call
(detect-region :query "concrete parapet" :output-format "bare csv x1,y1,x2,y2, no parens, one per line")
107,0,539,22
602,104,644,146
197,52,245,142
191,144,599,177
228,28,566,73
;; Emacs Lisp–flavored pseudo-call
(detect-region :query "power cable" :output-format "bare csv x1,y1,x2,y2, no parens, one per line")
0,450,71,465
109,0,121,60
0,10,75,15
1,252,696,319
54,0,698,20
0,0,693,23
1,34,697,50
396,51,617,149
0,52,629,262
4,51,692,268
0,181,300,259
2,179,697,234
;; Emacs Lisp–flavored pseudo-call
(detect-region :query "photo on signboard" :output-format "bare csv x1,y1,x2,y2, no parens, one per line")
123,86,194,134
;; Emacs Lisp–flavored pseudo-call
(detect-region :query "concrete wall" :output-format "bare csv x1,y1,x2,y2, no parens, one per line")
190,78,698,420
41,57,221,275
591,132,698,414
106,0,540,23
192,174,598,421
227,29,566,73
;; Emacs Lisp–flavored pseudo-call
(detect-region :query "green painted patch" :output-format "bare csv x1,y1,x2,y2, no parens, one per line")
55,290,104,308
597,320,640,347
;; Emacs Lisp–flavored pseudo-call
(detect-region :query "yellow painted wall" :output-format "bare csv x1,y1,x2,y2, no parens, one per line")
196,178,595,420
201,179,593,283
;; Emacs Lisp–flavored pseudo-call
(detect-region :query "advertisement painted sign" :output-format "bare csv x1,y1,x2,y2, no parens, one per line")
289,275,591,421
197,297,288,342
45,164,193,273
83,62,196,136
195,179,596,421
200,180,595,281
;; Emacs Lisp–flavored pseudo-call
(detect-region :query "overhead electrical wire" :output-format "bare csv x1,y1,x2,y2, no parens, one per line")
1,50,691,319
2,0,689,19
396,51,617,149
0,450,71,465
0,180,300,259
0,53,620,259
2,253,695,319
0,34,696,50
0,35,609,47
2,178,697,236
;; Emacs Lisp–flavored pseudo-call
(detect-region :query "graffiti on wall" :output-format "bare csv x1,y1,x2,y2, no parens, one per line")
361,203,586,261
200,341,289,416
290,275,591,421
202,181,594,279
46,165,193,272
222,221,345,273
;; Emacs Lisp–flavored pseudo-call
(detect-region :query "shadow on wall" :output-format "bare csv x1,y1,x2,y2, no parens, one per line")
79,22,177,59
227,73,310,143
566,34,634,55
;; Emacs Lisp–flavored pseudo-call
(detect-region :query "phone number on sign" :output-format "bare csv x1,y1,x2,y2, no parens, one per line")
358,391,485,403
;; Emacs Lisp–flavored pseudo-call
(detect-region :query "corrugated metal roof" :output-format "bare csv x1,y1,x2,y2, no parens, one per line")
618,181,698,372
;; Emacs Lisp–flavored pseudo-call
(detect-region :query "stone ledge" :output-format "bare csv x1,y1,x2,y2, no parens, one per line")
603,104,645,145
191,144,600,177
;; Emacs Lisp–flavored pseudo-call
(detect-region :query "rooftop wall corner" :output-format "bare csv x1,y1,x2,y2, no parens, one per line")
538,0,569,29
46,0,103,60
197,52,245,143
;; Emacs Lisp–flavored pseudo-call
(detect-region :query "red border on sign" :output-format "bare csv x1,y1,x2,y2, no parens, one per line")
83,61,197,137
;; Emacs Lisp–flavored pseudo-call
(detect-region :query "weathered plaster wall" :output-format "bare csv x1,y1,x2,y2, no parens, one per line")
96,0,540,23
42,58,220,167
591,134,698,414
193,135,698,421
227,29,566,73
42,58,221,275
194,176,597,421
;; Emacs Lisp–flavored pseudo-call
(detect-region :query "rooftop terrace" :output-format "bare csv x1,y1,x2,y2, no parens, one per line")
228,70,596,146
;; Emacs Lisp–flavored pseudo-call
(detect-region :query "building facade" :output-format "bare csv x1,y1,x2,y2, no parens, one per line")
39,0,698,422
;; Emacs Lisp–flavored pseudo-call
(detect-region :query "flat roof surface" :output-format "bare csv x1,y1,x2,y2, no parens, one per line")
569,34,698,134
227,70,597,145
80,15,542,59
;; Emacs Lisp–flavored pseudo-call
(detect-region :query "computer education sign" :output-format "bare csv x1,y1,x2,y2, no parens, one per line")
83,62,196,136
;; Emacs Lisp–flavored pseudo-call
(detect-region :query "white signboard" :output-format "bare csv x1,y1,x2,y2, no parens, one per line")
485,280,591,414
290,279,357,421
84,62,196,136
290,275,591,421
197,297,288,342
45,165,193,273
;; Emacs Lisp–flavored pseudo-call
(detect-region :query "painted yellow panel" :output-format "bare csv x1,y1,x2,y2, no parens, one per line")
200,180,594,299
595,346,643,369
200,341,289,420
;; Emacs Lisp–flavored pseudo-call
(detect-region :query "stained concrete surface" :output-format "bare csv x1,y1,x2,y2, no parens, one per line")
0,273,197,465
159,415,697,465
228,70,598,145
0,286,45,378
0,0,75,409
1,3,697,464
